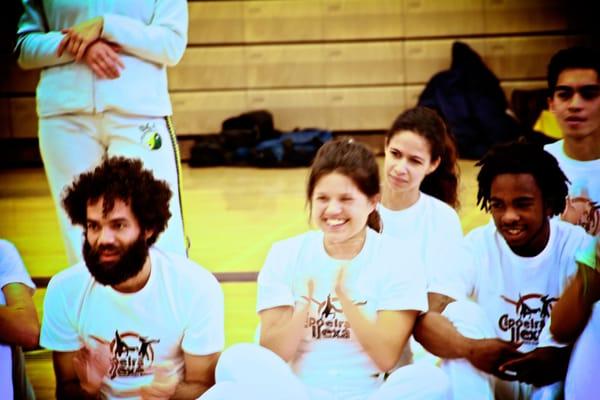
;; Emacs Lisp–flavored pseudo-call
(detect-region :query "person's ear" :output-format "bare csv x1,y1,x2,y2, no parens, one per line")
427,157,441,175
144,229,154,242
548,95,555,112
369,194,381,211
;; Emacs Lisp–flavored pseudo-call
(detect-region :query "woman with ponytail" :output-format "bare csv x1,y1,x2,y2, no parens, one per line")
380,107,463,365
381,106,462,284
201,139,449,400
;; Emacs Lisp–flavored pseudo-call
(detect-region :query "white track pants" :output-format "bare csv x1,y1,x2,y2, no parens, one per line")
39,112,187,263
200,343,450,400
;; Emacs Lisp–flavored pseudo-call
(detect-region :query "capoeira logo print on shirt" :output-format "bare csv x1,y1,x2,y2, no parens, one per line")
302,293,367,340
498,294,557,344
139,123,162,150
109,330,160,379
562,191,600,235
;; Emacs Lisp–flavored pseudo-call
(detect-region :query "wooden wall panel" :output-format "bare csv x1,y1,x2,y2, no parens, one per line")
404,0,484,37
500,80,548,103
2,2,581,143
246,89,327,130
171,91,247,135
0,63,39,94
168,47,246,90
324,42,404,86
404,38,486,84
404,84,425,109
188,1,244,45
10,97,37,138
245,44,324,88
322,0,404,40
326,87,405,130
243,1,323,43
485,36,569,80
483,0,568,34
0,98,11,138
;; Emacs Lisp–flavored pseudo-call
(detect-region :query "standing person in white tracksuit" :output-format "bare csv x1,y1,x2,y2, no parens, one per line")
15,0,188,263
200,139,450,400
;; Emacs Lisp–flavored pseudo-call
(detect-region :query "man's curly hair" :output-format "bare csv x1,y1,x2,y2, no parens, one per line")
62,157,172,246
476,140,569,216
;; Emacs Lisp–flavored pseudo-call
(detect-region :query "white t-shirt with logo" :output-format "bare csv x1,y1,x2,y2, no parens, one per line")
429,219,593,353
564,238,600,400
41,248,224,399
257,228,427,393
0,240,35,400
545,140,600,235
378,192,464,288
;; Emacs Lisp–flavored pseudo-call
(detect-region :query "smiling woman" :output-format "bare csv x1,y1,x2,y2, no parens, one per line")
199,138,450,400
307,139,381,260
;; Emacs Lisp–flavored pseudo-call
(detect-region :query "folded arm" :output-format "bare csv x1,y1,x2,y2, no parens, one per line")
100,0,188,66
414,293,522,377
16,0,74,69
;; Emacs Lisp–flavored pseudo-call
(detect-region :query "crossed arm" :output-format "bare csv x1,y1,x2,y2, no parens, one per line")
17,0,187,70
414,293,522,377
415,292,571,386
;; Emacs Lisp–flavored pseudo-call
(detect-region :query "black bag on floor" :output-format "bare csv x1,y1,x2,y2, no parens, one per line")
189,135,227,167
221,110,280,147
220,128,259,150
252,129,333,167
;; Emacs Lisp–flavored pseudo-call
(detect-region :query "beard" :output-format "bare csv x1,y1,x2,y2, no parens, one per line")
83,234,149,286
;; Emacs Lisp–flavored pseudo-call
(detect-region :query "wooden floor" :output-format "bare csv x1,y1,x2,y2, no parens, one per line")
0,158,488,399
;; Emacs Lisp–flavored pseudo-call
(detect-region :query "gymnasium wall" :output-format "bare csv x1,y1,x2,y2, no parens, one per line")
0,0,594,155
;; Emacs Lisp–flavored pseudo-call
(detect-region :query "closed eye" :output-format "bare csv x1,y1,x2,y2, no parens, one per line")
389,149,402,159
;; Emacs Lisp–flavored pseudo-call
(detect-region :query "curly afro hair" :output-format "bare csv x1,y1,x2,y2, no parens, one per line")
476,139,569,216
62,157,172,246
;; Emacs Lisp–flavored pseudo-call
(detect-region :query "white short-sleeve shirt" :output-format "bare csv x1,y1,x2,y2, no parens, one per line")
378,192,464,288
0,240,36,400
41,248,224,399
257,228,428,383
429,219,593,352
545,140,600,235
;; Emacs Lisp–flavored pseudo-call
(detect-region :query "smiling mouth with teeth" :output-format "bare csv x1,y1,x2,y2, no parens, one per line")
504,227,524,237
326,219,346,227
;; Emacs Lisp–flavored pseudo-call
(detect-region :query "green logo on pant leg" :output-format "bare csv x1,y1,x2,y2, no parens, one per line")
139,123,162,150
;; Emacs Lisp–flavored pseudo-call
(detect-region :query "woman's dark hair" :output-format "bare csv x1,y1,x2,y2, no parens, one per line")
476,139,569,215
62,156,172,246
307,138,382,232
386,106,460,208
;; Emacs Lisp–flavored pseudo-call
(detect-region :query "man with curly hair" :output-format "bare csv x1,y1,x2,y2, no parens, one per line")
414,141,594,399
40,157,223,399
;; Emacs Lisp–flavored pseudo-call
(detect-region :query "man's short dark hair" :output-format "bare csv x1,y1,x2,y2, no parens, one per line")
547,46,600,93
62,157,172,246
476,140,569,216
